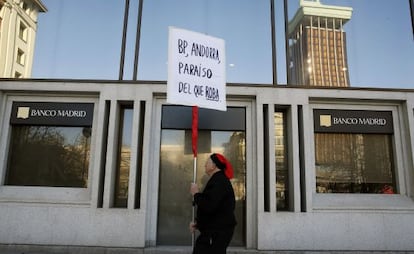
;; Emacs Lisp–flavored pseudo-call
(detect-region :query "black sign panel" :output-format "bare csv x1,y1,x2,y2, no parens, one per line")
314,109,393,134
10,102,94,126
162,105,245,131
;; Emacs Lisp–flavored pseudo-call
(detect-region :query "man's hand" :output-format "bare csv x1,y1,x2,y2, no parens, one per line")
189,222,197,233
190,183,199,196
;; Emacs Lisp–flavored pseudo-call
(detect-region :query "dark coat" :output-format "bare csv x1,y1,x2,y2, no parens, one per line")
193,170,236,232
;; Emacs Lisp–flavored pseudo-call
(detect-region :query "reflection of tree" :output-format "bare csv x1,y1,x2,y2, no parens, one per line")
158,137,194,245
222,132,246,201
315,133,394,193
158,130,247,246
221,131,246,247
114,146,131,207
7,126,90,187
274,112,288,210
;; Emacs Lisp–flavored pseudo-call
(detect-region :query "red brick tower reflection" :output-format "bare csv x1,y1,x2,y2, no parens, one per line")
288,0,353,87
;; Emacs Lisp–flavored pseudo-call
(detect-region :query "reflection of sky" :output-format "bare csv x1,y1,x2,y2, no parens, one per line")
53,127,84,145
138,0,272,84
122,109,133,147
31,0,413,88
32,0,124,79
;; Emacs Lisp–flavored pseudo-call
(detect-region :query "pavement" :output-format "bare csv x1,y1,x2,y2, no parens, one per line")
1,245,413,254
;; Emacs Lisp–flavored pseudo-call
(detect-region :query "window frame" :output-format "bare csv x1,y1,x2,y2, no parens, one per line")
309,102,411,210
274,108,290,211
16,48,25,66
113,102,134,208
0,96,98,205
18,21,28,42
14,72,22,78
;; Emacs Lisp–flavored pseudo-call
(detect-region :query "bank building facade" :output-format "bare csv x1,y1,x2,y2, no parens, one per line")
1,0,414,253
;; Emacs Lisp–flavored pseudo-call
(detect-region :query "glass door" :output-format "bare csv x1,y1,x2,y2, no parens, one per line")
157,106,246,246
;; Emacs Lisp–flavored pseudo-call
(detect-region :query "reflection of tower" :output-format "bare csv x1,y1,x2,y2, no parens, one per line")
288,0,352,87
0,0,47,78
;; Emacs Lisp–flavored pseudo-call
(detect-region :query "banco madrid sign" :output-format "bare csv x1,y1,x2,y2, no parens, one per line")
313,109,393,134
10,102,94,127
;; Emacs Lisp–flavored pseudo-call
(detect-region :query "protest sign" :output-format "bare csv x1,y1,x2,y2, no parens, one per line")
167,27,226,111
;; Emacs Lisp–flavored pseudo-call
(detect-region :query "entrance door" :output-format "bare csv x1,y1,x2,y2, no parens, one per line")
157,105,246,246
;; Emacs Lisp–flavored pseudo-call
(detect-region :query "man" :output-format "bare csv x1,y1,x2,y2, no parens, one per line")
189,153,236,254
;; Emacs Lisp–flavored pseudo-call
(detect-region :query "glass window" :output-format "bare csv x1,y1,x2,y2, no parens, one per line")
139,0,272,83
158,130,246,246
274,111,289,210
6,126,91,187
158,105,246,246
21,1,29,12
7,0,411,88
114,105,133,208
19,22,27,41
17,49,25,65
287,0,414,89
31,0,125,79
315,133,396,194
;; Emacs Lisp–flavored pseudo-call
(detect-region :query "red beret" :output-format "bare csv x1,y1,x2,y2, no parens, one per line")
210,153,234,179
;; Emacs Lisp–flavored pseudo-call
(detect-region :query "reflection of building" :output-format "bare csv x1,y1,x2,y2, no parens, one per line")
0,0,47,78
288,0,352,87
114,145,131,207
274,112,288,210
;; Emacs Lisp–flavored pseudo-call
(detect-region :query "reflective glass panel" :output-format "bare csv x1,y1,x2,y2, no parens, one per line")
315,133,396,194
30,0,124,79
158,130,246,246
139,0,272,83
287,0,414,88
6,126,91,187
114,107,133,208
274,111,289,210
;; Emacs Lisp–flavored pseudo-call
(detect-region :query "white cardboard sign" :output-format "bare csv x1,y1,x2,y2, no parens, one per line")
167,27,226,111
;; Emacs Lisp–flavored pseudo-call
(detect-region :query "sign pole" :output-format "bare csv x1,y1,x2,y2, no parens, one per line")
191,105,198,247
192,155,197,247
192,156,197,183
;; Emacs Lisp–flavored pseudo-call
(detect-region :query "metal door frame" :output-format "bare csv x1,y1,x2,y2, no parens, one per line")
145,97,256,248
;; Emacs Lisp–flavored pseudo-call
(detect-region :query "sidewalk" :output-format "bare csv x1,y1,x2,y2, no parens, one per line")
1,245,413,254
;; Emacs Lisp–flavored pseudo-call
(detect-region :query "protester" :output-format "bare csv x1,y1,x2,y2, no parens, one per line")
189,153,236,254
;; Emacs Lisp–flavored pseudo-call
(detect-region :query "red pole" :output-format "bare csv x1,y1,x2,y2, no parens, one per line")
191,106,198,182
191,106,198,246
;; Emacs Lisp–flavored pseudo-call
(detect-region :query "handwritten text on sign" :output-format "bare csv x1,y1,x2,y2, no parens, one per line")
167,27,226,111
